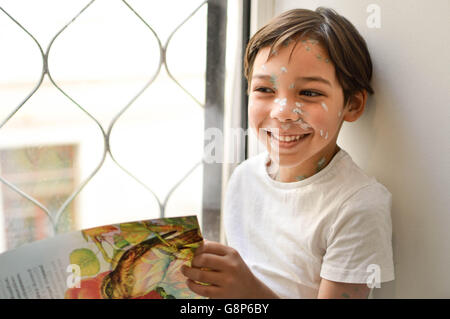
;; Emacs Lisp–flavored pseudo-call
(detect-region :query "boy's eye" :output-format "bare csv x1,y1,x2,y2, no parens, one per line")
300,90,322,97
254,87,274,94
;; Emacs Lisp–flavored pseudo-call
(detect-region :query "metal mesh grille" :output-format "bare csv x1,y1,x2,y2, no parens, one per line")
0,0,212,240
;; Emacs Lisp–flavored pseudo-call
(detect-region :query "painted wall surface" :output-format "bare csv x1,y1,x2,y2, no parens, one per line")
255,0,450,298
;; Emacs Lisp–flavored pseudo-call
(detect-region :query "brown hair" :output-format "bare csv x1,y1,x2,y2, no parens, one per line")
244,7,374,106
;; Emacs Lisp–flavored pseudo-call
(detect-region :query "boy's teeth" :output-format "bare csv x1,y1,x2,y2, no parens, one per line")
272,134,306,142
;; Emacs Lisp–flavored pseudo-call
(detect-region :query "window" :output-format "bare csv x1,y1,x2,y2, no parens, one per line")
0,0,237,252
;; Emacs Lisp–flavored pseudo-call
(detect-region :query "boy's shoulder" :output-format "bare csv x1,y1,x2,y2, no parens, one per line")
326,149,392,208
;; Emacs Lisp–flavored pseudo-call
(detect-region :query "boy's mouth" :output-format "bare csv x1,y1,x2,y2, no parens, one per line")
264,129,312,148
270,132,310,142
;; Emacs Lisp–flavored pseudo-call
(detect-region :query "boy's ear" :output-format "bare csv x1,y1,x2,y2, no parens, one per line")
342,90,367,122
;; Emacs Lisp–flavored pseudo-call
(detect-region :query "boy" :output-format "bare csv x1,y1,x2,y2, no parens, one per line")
181,7,394,299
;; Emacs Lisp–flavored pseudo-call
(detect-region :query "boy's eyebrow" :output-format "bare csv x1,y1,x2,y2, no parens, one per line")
252,74,332,87
252,74,272,80
296,76,332,87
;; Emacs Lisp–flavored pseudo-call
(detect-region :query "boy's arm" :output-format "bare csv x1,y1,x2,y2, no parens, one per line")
181,240,279,299
317,278,371,299
181,241,370,299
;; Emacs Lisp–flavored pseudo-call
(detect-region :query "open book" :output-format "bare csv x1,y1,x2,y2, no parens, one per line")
0,215,205,299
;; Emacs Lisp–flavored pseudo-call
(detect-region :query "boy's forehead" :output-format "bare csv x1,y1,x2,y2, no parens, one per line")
254,40,332,75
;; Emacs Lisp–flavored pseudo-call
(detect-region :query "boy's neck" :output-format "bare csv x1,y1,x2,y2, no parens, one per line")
270,144,341,183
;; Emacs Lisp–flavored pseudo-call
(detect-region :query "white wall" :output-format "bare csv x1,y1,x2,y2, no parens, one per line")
255,0,450,298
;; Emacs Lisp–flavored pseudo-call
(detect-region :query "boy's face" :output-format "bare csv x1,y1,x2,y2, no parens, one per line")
249,38,347,169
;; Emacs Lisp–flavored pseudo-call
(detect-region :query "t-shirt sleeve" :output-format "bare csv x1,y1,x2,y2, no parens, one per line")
320,183,395,285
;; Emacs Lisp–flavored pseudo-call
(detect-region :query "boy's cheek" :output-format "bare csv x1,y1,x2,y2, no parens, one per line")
305,108,339,130
248,106,265,128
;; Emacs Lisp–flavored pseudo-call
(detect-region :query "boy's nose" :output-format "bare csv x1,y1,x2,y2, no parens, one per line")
270,97,298,122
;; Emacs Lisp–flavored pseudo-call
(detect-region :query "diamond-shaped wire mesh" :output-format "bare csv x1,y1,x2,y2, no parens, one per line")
0,0,209,244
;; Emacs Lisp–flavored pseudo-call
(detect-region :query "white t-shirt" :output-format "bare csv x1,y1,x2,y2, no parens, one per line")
223,148,395,299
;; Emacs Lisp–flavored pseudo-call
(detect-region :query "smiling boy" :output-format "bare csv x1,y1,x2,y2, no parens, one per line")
182,7,394,299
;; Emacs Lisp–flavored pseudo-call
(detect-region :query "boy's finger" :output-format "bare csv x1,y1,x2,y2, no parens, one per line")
194,240,229,256
191,252,226,270
185,279,221,298
181,265,223,286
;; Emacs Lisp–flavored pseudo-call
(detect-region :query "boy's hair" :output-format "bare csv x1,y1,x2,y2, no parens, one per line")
244,7,374,106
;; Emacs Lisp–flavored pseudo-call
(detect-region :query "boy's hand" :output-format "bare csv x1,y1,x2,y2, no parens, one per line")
181,240,279,299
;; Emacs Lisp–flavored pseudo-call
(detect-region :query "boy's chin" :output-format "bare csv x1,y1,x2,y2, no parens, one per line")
268,152,309,168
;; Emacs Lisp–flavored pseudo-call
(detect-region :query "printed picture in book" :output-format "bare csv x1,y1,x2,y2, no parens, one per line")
65,216,204,299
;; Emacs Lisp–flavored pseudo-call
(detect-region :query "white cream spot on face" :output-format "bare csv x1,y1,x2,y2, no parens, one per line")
289,83,295,89
294,102,308,116
319,129,329,139
281,66,287,73
262,64,266,71
282,38,292,47
300,122,311,130
294,118,311,130
270,74,277,88
281,123,291,130
321,102,328,112
274,98,287,112
338,110,342,118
